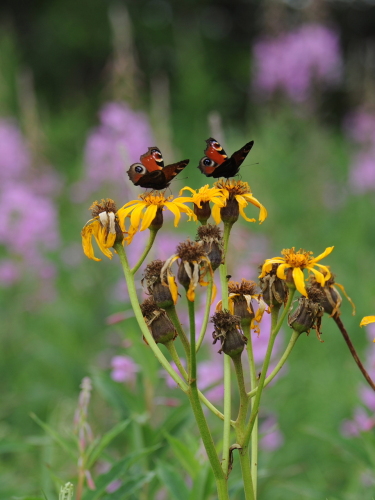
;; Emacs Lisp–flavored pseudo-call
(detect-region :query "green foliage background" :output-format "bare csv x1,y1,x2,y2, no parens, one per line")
1,0,375,498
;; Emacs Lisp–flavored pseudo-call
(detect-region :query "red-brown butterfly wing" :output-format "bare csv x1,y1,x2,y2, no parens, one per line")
140,147,164,171
204,138,228,165
127,160,189,190
162,160,189,184
210,140,254,178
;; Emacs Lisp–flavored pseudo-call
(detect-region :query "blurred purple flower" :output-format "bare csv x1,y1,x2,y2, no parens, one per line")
73,102,154,202
341,407,375,437
162,360,186,389
198,360,224,403
110,355,140,384
0,120,30,182
349,149,375,193
260,414,284,451
253,24,342,102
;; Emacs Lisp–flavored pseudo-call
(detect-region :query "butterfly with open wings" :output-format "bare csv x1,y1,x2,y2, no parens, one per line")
127,147,189,190
198,138,254,178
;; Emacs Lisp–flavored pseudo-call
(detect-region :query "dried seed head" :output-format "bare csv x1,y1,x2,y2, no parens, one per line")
176,240,206,262
196,224,223,271
143,260,174,308
90,199,117,217
259,263,288,306
211,310,247,356
288,293,324,341
309,274,341,316
140,298,177,344
228,279,259,296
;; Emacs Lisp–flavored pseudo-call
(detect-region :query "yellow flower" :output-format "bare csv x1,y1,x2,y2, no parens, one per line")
360,316,375,342
176,185,226,224
212,179,267,225
259,246,334,297
117,192,196,236
81,199,121,261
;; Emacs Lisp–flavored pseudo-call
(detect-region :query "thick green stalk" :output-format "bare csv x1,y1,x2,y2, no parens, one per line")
196,276,213,352
238,450,255,500
187,299,229,498
245,323,258,496
243,289,295,448
164,305,190,362
165,340,227,422
219,221,234,476
115,242,188,392
247,329,300,398
131,228,158,274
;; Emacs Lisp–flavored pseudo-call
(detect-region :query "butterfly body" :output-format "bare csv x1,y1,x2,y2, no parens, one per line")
127,147,189,190
198,138,254,178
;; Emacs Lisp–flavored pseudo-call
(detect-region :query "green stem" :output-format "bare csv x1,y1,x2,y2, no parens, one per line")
164,305,190,363
243,289,295,448
165,340,227,422
245,323,258,497
233,353,255,497
219,221,234,476
186,298,228,496
247,328,300,398
238,449,255,500
196,276,213,352
131,228,158,275
115,242,188,392
233,354,249,426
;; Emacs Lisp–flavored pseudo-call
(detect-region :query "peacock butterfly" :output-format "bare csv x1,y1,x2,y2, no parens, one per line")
127,147,189,190
198,138,254,178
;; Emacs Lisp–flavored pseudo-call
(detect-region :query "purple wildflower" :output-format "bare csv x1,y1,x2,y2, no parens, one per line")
253,24,342,102
73,102,154,202
259,414,284,451
110,355,140,384
198,360,224,403
0,120,30,182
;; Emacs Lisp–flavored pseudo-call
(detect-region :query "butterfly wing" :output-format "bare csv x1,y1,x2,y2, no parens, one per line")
198,138,228,176
209,140,254,178
140,147,164,171
127,160,189,190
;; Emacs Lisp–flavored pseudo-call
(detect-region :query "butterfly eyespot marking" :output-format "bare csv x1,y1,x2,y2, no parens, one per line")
203,158,214,166
135,165,144,173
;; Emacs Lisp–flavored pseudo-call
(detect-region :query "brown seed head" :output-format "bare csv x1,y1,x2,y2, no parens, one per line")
90,199,117,217
197,224,222,242
228,279,259,296
176,240,206,262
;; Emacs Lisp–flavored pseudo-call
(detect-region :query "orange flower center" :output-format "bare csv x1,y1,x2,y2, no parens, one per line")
281,248,313,268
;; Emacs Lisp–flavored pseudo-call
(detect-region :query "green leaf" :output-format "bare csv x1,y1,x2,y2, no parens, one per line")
86,419,130,468
164,433,200,478
101,471,155,500
82,446,159,500
29,413,76,459
156,461,189,500
188,464,214,500
92,371,143,416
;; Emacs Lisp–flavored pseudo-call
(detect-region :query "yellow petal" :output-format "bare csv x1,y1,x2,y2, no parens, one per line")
164,201,182,227
239,203,256,223
306,266,326,285
360,316,375,327
335,283,356,316
276,263,289,280
293,267,307,296
94,226,113,259
140,204,158,231
179,186,196,196
310,246,334,264
314,263,331,282
211,203,222,224
81,220,101,261
130,203,146,230
168,275,179,304
242,194,268,223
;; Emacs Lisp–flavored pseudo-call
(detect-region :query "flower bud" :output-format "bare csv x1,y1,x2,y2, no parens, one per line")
227,280,259,326
194,201,211,224
220,198,239,224
288,288,324,341
149,208,164,231
259,264,288,307
211,310,247,356
143,260,174,308
196,224,224,271
140,298,177,344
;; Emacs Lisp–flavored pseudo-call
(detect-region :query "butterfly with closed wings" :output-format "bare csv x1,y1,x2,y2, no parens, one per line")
127,147,189,191
198,138,254,178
